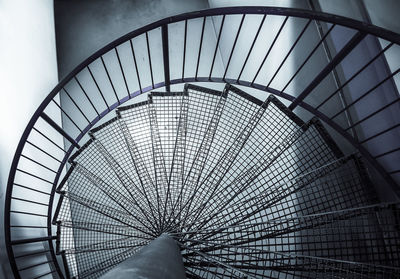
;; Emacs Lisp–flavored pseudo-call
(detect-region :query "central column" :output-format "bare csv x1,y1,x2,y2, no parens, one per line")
100,234,186,279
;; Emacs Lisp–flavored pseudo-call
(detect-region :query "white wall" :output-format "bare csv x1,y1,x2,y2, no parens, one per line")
0,0,58,277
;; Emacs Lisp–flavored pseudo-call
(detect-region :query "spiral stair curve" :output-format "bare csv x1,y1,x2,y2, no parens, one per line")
49,84,399,279
4,6,400,279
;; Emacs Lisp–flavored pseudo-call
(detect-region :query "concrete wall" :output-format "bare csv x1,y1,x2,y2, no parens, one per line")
0,1,59,278
55,0,209,80
316,0,400,189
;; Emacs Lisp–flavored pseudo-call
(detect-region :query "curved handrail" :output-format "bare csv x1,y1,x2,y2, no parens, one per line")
16,7,400,120
4,6,400,278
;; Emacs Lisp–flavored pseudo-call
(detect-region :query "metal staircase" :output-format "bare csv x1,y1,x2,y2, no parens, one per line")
4,6,400,279
51,84,399,278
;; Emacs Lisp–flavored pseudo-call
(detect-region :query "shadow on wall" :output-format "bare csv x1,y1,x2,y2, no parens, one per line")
55,0,209,80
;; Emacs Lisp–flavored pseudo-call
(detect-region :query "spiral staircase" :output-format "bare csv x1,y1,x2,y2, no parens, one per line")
4,6,400,279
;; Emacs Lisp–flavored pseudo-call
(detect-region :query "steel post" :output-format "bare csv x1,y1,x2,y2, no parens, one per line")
100,234,186,279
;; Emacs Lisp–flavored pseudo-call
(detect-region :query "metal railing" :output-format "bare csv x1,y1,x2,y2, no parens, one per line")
4,7,400,278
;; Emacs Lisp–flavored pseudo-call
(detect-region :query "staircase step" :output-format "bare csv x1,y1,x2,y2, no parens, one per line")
90,116,160,227
255,203,399,265
65,245,139,279
176,84,227,224
216,94,305,196
190,92,308,227
56,159,154,231
182,203,400,278
117,100,157,189
151,92,189,219
51,83,399,279
66,139,145,215
190,115,339,231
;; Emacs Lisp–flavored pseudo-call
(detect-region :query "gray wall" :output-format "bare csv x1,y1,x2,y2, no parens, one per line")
316,0,400,190
55,0,209,80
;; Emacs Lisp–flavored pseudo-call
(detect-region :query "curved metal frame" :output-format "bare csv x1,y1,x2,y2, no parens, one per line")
4,6,400,278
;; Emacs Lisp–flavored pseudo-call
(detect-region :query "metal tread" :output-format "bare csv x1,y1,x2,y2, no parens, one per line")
52,83,399,279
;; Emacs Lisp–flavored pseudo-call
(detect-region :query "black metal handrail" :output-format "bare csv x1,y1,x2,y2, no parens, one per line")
4,6,400,278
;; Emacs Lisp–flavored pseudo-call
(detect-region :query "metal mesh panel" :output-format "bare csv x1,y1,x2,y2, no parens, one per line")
181,204,400,278
117,101,156,185
91,117,160,228
54,84,399,278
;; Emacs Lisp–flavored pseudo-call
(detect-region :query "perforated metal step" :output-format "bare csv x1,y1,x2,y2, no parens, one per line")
53,84,399,279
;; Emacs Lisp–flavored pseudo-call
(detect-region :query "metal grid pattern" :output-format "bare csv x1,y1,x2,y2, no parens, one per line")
179,203,400,279
117,101,156,185
56,172,150,278
151,92,185,179
51,84,400,278
90,118,149,207
191,98,305,230
175,85,224,227
5,8,400,279
217,96,303,190
151,92,187,220
266,157,377,221
197,121,340,231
